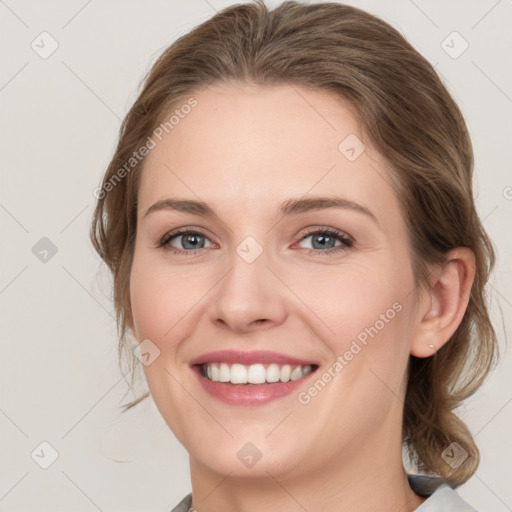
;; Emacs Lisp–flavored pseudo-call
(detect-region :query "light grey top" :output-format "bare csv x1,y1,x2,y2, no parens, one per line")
170,474,477,511
411,475,477,512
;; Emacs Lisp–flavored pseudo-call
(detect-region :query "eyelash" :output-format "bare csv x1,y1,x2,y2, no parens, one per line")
157,226,354,256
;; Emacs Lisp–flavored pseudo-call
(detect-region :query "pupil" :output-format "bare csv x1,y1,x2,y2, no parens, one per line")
313,234,334,249
184,234,203,249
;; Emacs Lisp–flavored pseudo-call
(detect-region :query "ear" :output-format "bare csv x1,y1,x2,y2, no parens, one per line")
410,248,476,357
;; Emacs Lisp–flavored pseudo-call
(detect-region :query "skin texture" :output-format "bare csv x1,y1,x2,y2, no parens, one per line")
128,82,476,512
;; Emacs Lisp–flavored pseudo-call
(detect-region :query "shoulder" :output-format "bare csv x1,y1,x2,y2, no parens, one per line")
169,493,192,512
408,474,478,512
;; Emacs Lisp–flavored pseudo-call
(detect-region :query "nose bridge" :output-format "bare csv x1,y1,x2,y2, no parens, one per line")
211,233,286,331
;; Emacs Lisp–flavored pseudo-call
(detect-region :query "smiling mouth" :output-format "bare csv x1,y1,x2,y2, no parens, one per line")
196,362,319,385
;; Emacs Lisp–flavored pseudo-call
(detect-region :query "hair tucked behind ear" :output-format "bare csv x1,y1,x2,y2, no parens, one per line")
90,0,498,486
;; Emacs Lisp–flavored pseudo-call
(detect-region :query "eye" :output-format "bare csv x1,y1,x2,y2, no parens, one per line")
158,228,215,255
157,226,354,256
296,227,354,255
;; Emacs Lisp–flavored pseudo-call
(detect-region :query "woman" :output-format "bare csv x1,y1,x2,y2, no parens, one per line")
90,1,498,510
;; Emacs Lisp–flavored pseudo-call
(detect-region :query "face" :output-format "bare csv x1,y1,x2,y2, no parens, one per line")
129,82,423,481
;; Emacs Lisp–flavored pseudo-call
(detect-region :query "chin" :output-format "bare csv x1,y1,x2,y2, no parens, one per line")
184,429,308,479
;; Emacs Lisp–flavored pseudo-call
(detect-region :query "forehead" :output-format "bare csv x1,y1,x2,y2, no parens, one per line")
137,82,401,223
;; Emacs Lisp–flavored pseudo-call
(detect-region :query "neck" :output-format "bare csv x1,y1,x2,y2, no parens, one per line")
188,432,426,512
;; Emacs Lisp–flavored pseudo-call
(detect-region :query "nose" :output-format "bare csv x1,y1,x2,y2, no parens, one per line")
210,242,287,334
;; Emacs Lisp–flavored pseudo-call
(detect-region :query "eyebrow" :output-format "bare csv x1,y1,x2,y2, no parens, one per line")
143,196,378,224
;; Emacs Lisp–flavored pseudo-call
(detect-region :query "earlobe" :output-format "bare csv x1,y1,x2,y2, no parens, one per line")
410,248,476,358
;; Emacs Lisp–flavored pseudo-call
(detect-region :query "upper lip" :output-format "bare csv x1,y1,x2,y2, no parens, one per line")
190,350,317,366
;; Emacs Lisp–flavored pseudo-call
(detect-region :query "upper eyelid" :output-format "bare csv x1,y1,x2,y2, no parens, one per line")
162,226,349,238
160,228,212,244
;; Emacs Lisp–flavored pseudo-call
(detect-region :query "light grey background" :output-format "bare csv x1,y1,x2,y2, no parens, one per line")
0,1,510,511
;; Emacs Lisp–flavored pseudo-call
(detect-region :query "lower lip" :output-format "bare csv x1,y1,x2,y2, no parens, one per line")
193,367,317,406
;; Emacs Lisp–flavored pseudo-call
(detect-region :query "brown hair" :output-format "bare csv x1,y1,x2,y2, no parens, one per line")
90,0,498,486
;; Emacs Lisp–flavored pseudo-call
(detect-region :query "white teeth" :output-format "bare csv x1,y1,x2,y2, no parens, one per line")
280,364,291,382
202,362,315,384
266,363,280,383
211,364,219,382
290,365,303,381
248,364,266,384
231,363,247,384
303,364,312,376
219,363,230,383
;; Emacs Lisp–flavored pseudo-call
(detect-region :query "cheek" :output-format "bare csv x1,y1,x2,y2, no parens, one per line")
294,261,410,349
295,261,415,404
129,256,181,343
129,252,213,350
